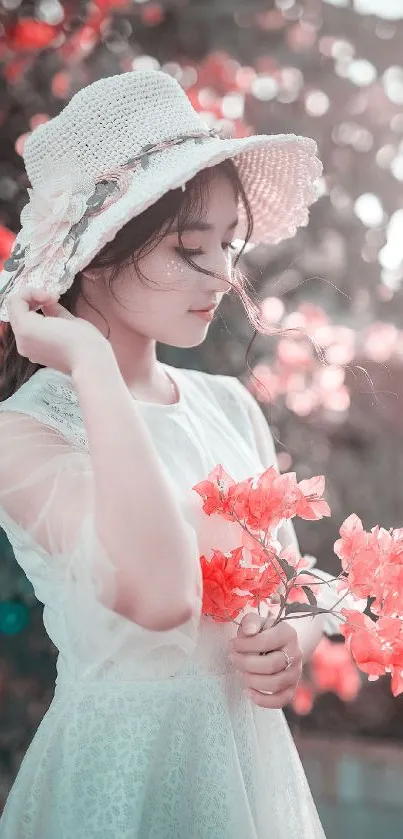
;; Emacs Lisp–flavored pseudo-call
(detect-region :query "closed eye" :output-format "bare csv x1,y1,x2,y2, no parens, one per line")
175,243,237,257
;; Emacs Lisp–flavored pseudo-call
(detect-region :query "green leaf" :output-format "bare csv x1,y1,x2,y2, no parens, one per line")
302,586,318,609
284,602,330,617
285,602,313,615
276,555,296,581
294,569,326,582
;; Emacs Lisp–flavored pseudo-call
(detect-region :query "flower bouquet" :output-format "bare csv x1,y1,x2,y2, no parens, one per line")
192,464,403,697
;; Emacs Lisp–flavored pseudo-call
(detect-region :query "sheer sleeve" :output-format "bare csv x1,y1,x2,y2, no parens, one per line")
0,410,118,599
232,378,365,635
0,382,201,663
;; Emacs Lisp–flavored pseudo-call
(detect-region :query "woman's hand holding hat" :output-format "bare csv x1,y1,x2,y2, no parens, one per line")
7,286,111,376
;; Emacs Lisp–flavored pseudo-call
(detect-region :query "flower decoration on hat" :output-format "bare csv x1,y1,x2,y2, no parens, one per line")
1,152,97,302
20,161,93,272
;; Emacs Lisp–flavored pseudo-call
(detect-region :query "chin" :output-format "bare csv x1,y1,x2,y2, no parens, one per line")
165,335,207,349
160,325,211,349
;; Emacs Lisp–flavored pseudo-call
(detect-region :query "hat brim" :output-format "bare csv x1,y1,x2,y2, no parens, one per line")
0,132,322,321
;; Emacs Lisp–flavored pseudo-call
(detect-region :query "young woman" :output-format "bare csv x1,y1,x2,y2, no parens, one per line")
0,69,337,838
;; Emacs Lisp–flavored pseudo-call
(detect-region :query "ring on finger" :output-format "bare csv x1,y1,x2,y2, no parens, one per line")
259,648,294,672
280,649,293,671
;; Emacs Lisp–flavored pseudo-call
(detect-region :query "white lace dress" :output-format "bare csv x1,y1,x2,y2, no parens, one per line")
0,364,332,839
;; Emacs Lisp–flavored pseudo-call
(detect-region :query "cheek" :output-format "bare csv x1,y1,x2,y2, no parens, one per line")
165,258,186,279
113,255,192,314
138,251,188,286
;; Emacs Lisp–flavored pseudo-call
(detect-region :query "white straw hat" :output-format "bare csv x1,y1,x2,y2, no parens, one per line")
0,69,322,322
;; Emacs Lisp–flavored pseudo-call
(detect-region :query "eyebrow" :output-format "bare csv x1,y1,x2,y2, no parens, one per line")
169,219,239,234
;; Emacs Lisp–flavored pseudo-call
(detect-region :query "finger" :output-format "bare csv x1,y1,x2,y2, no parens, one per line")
12,287,51,306
237,612,265,638
231,622,290,655
7,291,31,322
247,686,296,709
8,288,55,320
30,291,60,312
243,668,300,696
230,649,300,676
40,300,75,320
13,287,74,320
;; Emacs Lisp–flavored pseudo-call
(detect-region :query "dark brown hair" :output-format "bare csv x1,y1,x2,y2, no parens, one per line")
0,158,266,401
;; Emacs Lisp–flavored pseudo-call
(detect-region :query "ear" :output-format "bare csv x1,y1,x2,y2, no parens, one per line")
81,269,98,282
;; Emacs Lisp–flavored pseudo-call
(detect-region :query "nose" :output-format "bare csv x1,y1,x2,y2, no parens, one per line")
206,248,232,294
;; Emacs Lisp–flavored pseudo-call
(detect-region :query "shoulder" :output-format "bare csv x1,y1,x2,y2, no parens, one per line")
178,365,261,417
177,366,276,467
0,367,86,448
177,366,250,413
1,366,74,406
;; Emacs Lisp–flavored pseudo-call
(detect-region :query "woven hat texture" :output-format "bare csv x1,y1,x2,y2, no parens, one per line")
0,69,322,322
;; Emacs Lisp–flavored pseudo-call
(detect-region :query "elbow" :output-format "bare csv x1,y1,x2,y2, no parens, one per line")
138,601,196,632
116,593,198,632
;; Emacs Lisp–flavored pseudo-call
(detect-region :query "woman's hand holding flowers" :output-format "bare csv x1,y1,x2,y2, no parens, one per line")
229,612,303,708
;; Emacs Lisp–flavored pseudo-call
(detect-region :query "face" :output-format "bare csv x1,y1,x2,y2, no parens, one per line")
77,172,238,349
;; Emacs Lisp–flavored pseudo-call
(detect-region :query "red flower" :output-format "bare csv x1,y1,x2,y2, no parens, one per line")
94,0,131,9
311,637,361,701
193,465,240,520
243,468,301,531
248,541,278,567
296,476,331,521
292,682,314,715
334,515,380,599
0,225,15,272
377,618,403,697
8,20,61,51
390,668,403,698
194,459,403,697
389,637,403,697
334,514,369,569
248,563,282,607
200,548,254,622
286,552,321,604
340,610,386,677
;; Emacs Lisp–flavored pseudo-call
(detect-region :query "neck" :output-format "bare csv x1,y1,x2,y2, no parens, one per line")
107,330,159,393
74,292,166,399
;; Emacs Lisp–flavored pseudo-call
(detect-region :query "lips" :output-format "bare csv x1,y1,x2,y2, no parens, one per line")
189,305,217,313
189,307,216,322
